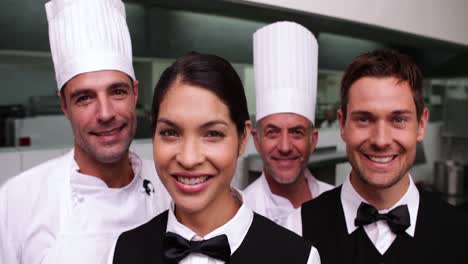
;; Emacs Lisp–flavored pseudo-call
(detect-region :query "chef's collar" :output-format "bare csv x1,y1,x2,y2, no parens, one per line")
70,150,143,189
340,174,420,237
166,188,253,256
262,169,319,210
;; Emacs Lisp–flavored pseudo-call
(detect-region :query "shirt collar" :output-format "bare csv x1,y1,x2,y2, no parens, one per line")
261,169,318,208
341,174,419,237
70,150,143,189
166,189,254,255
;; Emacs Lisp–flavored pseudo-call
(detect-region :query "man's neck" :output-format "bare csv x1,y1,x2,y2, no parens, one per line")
74,149,134,188
265,171,312,208
350,172,410,210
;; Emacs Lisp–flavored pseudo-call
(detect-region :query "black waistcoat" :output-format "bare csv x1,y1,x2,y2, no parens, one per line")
301,186,468,264
113,210,312,264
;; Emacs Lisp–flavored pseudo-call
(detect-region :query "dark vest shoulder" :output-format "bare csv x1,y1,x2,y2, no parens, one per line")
301,186,343,244
229,213,312,263
113,210,313,264
112,210,168,264
300,185,468,264
413,188,468,260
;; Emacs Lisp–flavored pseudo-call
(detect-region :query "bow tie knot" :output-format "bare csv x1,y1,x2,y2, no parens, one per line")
355,202,411,234
163,232,231,263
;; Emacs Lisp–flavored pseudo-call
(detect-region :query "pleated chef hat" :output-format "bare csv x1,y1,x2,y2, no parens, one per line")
254,21,318,123
45,0,135,90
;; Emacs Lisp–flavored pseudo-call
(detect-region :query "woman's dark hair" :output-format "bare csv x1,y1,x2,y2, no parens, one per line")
151,52,250,136
340,49,425,121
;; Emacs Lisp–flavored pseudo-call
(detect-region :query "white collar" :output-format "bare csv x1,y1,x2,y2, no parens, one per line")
261,169,319,208
166,190,254,255
341,174,420,237
70,150,144,189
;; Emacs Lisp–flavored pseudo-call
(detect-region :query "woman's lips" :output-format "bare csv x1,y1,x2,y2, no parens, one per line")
172,173,213,194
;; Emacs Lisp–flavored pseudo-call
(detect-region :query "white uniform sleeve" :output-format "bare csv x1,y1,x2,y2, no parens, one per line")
0,183,19,263
306,245,321,264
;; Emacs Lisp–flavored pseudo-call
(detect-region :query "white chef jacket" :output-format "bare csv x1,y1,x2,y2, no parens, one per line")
243,169,333,234
340,174,419,254
155,201,321,264
0,149,171,264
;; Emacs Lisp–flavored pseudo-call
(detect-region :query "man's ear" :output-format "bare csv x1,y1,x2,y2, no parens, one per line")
417,107,430,142
239,120,252,156
308,127,319,155
337,109,346,141
58,90,70,120
132,79,139,104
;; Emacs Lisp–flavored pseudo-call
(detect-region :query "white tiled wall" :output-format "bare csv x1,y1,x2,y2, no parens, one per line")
20,147,65,172
0,146,71,187
0,149,22,185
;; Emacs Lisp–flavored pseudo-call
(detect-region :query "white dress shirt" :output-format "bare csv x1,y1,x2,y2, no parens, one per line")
340,174,420,254
164,196,321,264
0,150,171,264
243,169,333,234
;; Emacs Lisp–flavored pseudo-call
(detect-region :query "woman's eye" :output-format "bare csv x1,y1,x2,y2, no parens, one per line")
206,130,225,138
159,129,178,137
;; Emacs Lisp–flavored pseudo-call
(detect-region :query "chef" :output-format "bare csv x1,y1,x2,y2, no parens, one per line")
243,21,333,231
296,49,468,263
0,0,171,263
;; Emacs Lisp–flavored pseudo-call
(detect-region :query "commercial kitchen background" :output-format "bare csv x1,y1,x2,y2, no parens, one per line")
1,0,468,206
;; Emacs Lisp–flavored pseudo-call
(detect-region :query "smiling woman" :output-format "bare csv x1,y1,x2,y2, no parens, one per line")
110,52,321,264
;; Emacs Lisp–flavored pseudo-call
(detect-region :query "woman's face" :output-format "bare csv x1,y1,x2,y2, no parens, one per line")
153,82,250,216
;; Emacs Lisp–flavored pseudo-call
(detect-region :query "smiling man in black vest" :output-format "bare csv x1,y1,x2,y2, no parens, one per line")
297,49,468,263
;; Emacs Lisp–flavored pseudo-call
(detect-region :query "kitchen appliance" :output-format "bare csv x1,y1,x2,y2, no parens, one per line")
433,83,468,206
434,160,468,206
0,104,26,147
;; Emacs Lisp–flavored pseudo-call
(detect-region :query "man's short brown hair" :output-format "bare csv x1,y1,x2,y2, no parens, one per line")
340,49,425,121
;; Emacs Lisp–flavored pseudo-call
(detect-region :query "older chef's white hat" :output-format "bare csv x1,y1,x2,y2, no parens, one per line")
254,21,318,124
45,0,135,90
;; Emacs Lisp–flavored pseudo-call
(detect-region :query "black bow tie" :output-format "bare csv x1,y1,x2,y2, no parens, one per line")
355,202,411,234
162,232,231,264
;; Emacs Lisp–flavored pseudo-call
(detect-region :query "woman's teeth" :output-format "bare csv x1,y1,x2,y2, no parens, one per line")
368,155,394,163
177,176,208,185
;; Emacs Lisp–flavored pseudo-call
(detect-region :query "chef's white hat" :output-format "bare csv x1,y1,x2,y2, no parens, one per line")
254,21,318,124
45,0,135,90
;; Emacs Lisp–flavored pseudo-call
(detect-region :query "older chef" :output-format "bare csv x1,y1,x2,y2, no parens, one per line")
0,0,170,263
243,21,333,231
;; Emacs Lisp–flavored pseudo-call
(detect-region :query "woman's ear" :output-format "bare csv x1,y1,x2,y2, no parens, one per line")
238,120,252,156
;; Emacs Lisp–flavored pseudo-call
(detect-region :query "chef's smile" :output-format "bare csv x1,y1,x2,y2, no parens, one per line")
90,124,126,141
271,155,301,168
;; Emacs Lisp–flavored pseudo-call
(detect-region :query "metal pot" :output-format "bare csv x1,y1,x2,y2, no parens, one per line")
434,160,468,196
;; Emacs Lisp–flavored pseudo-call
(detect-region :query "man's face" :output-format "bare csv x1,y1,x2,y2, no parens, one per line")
59,70,138,164
253,113,318,184
338,76,428,191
